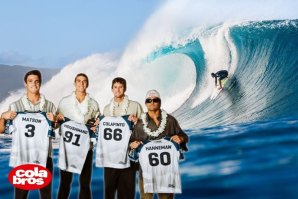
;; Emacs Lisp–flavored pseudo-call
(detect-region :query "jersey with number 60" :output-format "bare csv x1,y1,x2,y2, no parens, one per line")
95,115,133,169
7,112,54,167
139,139,182,193
58,118,95,174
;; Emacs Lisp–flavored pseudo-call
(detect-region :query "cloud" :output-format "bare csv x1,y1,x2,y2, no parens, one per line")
0,51,47,68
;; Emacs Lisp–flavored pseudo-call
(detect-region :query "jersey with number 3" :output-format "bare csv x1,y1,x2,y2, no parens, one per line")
58,119,95,174
95,115,133,169
8,112,53,167
139,139,182,193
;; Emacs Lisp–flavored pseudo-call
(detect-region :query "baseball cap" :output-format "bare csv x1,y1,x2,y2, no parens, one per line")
146,90,160,99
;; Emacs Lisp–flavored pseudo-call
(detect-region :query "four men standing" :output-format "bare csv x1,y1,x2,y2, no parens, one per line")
0,71,188,199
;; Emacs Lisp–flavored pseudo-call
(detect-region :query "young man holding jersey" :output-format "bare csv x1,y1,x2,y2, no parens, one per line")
101,77,143,199
0,70,56,199
129,90,188,199
56,73,100,199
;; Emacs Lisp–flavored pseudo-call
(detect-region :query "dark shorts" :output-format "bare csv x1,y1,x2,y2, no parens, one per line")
218,71,228,80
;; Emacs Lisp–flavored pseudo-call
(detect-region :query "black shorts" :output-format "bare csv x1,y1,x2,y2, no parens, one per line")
218,71,228,80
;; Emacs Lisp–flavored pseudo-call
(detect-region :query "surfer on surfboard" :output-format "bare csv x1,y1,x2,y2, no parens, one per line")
211,70,228,90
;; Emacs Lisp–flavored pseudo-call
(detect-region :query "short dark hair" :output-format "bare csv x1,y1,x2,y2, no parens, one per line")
24,70,42,83
112,77,126,92
75,73,89,87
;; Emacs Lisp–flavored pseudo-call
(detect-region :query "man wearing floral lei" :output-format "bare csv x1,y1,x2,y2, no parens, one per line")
102,77,143,199
129,89,188,199
56,73,100,199
0,70,56,199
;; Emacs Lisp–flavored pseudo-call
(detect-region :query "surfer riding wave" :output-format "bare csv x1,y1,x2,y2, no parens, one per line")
211,70,228,90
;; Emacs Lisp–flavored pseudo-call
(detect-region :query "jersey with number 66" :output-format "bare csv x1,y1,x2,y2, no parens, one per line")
95,115,133,169
7,112,54,167
139,139,182,193
58,118,95,174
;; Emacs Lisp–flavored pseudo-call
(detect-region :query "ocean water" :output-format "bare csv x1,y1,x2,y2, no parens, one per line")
180,118,298,199
1,117,298,199
1,19,298,198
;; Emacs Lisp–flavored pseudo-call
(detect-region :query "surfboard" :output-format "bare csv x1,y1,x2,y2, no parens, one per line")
210,77,228,100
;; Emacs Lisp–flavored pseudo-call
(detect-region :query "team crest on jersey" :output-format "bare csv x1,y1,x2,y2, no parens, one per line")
8,164,52,190
168,184,176,188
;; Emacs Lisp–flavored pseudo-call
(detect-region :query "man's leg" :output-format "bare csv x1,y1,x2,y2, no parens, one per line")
79,150,93,199
57,170,73,199
157,193,174,199
117,164,136,199
104,167,119,199
40,157,53,199
14,188,29,199
218,75,225,89
139,176,153,199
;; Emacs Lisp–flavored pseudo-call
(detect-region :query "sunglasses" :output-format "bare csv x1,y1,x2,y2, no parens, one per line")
145,98,161,104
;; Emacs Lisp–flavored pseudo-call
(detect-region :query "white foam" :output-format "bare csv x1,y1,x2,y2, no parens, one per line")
0,0,296,113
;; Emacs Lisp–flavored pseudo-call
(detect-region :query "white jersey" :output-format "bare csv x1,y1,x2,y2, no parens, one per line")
8,112,54,167
58,119,95,174
96,115,133,169
139,139,182,193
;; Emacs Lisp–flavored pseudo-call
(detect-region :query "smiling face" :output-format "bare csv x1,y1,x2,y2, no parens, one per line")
75,75,88,93
25,74,41,94
112,82,125,99
145,97,161,112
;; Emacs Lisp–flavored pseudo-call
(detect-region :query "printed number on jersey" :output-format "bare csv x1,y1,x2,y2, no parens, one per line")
148,152,171,166
63,131,81,146
25,124,35,137
103,128,122,141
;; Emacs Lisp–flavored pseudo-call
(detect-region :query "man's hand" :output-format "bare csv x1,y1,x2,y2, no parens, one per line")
1,111,17,120
170,135,184,144
128,115,138,124
46,112,56,122
90,118,100,132
94,118,100,126
130,141,143,149
56,113,65,122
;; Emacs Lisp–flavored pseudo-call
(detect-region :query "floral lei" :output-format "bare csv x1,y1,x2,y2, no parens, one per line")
141,109,168,137
72,92,92,118
21,94,46,111
109,95,129,116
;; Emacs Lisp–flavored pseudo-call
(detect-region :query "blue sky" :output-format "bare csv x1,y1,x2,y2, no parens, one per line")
0,0,162,68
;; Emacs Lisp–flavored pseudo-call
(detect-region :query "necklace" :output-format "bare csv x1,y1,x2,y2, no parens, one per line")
109,95,129,116
21,94,46,111
72,92,92,119
141,109,168,137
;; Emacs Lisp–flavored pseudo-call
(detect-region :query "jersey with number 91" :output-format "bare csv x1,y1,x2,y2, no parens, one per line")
95,115,133,169
58,118,95,174
7,112,54,167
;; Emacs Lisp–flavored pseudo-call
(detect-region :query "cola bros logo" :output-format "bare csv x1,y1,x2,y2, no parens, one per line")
8,164,52,190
